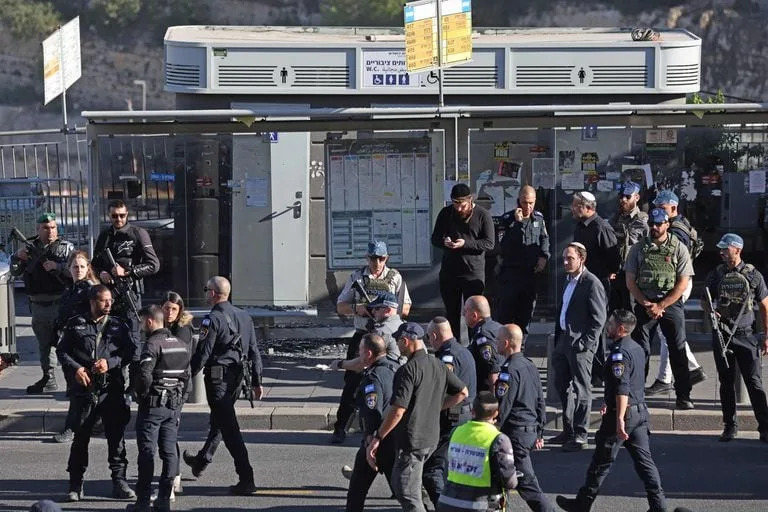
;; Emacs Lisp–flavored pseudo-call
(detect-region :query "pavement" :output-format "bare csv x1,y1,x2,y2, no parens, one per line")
1,290,767,436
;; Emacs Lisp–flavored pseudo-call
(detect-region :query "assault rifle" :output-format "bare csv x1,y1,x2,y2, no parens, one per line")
704,288,732,369
90,369,108,406
104,248,140,318
241,360,254,408
8,227,65,284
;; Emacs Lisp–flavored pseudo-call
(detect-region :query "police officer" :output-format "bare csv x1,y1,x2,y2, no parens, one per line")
704,233,768,443
625,207,694,410
495,323,555,512
608,182,648,311
93,200,160,347
437,391,518,512
423,316,477,508
55,285,136,502
185,276,263,495
131,305,190,512
556,310,667,512
333,240,411,443
10,212,74,393
344,333,400,512
464,295,502,392
495,185,550,333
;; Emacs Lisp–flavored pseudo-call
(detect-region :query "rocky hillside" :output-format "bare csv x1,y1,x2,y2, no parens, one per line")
0,0,764,131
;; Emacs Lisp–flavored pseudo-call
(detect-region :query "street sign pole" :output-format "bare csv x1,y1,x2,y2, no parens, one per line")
58,25,70,177
435,0,444,108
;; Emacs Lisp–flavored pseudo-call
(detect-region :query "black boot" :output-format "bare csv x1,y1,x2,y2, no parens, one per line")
113,479,137,499
27,374,57,394
182,449,206,478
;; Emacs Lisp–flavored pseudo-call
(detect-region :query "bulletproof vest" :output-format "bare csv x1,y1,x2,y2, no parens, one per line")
151,334,190,394
716,264,755,321
359,267,398,299
637,236,679,294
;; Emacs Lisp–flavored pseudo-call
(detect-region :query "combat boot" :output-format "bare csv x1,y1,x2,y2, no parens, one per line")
182,450,206,478
113,479,137,499
27,374,58,394
229,480,257,495
153,498,172,512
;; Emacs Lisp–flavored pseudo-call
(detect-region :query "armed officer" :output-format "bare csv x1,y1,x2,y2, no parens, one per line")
608,182,648,311
556,310,667,512
704,233,768,443
10,212,74,394
495,185,550,335
464,295,502,392
131,305,190,512
344,333,401,512
184,276,263,495
93,200,160,347
423,316,477,508
55,285,136,502
495,324,555,512
333,240,411,444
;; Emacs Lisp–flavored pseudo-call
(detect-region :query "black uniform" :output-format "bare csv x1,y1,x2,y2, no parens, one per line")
345,354,400,512
496,210,550,333
469,318,502,392
189,301,262,486
93,223,160,343
135,328,190,507
609,206,649,312
565,335,666,512
423,338,478,507
55,314,135,492
495,353,554,512
705,261,768,435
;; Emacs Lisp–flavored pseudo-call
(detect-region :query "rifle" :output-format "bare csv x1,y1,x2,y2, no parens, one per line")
350,279,376,319
8,227,65,285
224,314,254,408
104,248,140,318
241,360,254,408
704,288,732,369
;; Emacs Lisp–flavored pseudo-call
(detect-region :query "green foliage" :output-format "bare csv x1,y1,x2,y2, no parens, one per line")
687,90,726,104
142,0,210,39
0,0,61,39
321,0,404,26
87,0,142,31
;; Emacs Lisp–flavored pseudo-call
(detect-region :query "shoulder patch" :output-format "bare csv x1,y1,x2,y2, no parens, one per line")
498,372,510,382
611,362,625,378
441,355,454,363
610,352,623,361
495,379,509,398
364,384,376,393
201,317,211,326
481,345,492,361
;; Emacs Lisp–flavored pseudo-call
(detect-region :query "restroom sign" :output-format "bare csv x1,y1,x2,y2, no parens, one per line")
362,50,418,88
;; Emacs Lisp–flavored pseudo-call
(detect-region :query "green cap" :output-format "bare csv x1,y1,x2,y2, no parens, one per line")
37,212,56,223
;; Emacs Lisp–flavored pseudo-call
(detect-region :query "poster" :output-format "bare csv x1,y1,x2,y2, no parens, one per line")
749,169,767,194
561,172,585,190
581,152,598,174
621,163,653,187
559,150,575,172
532,158,556,189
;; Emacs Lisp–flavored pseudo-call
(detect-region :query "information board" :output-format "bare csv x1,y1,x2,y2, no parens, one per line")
404,0,472,73
42,16,81,105
326,139,432,269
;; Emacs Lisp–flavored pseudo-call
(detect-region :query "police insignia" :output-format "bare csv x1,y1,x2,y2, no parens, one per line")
366,393,377,409
612,362,624,378
481,345,492,361
200,317,211,338
496,382,509,398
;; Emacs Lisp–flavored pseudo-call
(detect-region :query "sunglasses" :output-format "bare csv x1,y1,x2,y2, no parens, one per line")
368,255,386,261
203,286,215,293
620,195,633,200
111,213,128,219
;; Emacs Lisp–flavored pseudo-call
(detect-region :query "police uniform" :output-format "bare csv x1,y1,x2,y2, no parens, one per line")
469,318,502,392
609,202,649,311
10,232,74,392
705,259,768,438
188,301,262,489
625,222,694,405
55,313,136,498
134,327,190,510
423,338,478,507
494,353,554,512
558,335,667,512
345,353,400,512
495,209,550,332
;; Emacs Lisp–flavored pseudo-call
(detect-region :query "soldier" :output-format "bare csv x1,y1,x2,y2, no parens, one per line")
332,240,411,443
10,212,74,393
131,305,190,512
495,185,550,334
556,310,667,512
704,233,768,443
184,276,263,495
608,182,648,312
463,295,502,392
343,334,401,512
495,324,555,512
55,285,136,502
625,208,694,410
423,316,477,508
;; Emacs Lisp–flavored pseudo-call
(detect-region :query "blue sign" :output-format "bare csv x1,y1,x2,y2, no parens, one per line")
404,5,415,23
398,74,410,85
149,173,175,182
372,74,384,85
269,132,278,143
461,0,471,12
385,74,397,85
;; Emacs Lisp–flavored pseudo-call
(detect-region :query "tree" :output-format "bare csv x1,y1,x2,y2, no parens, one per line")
321,0,403,26
0,0,61,39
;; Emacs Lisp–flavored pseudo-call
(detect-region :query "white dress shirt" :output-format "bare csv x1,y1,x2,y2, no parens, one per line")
560,267,585,330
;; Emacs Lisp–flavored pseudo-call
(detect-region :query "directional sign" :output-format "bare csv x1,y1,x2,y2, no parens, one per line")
404,0,472,73
42,17,81,105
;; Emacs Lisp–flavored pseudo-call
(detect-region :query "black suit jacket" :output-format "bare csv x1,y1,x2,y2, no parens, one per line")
554,268,607,352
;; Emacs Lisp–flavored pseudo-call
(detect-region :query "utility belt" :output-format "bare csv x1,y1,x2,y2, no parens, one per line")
143,388,183,409
505,424,539,433
204,364,236,381
606,403,647,414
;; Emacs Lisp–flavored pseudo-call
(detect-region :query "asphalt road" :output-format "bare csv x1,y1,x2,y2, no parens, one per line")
0,430,766,511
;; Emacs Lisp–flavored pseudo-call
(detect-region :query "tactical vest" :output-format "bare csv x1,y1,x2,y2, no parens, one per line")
716,263,755,321
150,335,190,395
359,266,398,300
637,236,679,295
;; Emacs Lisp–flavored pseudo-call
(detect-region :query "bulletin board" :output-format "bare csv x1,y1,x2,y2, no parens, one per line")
325,138,433,269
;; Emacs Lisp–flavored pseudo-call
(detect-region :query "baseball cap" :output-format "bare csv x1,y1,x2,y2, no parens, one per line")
367,240,388,257
450,183,472,200
394,321,425,340
716,233,744,249
368,291,398,309
37,212,56,223
649,208,669,224
653,190,679,206
621,181,641,196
